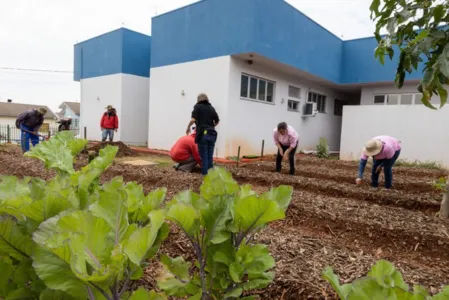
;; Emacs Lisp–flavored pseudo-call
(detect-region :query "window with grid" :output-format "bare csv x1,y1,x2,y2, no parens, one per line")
240,74,275,103
287,85,301,112
308,91,326,113
373,95,386,104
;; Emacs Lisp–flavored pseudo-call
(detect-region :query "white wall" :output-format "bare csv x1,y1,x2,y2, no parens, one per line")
340,105,449,167
226,57,345,156
120,74,150,146
62,106,80,128
148,56,231,156
80,74,122,141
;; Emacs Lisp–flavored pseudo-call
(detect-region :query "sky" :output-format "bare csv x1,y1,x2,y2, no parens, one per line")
0,0,375,113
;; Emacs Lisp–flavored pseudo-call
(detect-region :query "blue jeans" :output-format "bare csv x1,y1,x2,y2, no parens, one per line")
20,124,39,153
198,135,216,175
372,150,401,189
102,129,114,142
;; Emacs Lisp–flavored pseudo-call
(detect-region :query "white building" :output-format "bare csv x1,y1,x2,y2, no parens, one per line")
74,0,449,166
57,102,80,130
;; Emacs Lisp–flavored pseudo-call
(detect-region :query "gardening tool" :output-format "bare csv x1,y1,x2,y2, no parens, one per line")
21,129,49,141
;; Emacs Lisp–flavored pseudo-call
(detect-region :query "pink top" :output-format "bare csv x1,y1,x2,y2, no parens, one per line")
273,125,298,147
361,135,401,160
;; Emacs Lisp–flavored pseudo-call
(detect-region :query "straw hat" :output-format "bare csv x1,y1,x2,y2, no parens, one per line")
105,105,114,110
37,107,47,115
363,139,383,157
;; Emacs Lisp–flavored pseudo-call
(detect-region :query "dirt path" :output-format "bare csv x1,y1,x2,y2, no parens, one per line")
1,147,448,299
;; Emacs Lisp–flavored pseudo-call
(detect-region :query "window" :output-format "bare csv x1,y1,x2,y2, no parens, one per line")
308,91,326,113
288,86,301,99
288,100,300,112
73,119,79,128
334,99,347,116
40,123,49,133
240,74,275,103
400,94,413,105
387,94,399,105
373,95,386,104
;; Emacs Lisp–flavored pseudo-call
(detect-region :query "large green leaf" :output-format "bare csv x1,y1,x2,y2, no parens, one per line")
234,195,285,232
4,287,36,300
368,260,408,291
262,186,293,210
346,277,391,300
90,178,129,245
128,287,167,300
167,203,200,237
0,217,35,260
241,272,274,291
0,176,31,201
200,168,239,201
125,181,146,214
236,244,275,275
201,196,232,244
160,255,191,282
131,187,167,224
433,286,449,300
33,246,87,299
0,257,15,296
39,289,76,300
71,146,118,209
322,266,352,299
124,209,166,265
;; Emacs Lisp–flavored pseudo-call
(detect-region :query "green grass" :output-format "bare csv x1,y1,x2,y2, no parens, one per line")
395,159,444,170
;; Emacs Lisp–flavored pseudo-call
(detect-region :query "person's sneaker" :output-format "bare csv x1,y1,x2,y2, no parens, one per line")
173,164,180,171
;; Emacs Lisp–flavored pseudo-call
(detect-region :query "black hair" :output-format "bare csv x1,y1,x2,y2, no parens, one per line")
277,122,288,131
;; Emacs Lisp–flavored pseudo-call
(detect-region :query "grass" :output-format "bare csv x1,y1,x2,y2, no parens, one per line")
395,159,444,170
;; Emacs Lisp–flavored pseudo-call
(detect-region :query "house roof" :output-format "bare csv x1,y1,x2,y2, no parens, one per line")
0,102,58,119
59,102,80,116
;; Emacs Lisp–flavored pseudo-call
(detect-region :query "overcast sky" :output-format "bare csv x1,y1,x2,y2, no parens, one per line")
0,0,375,112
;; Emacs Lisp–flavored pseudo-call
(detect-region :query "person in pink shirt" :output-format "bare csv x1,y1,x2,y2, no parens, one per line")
273,122,299,175
356,135,401,189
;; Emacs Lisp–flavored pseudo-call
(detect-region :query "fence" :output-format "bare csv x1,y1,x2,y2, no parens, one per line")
0,125,80,144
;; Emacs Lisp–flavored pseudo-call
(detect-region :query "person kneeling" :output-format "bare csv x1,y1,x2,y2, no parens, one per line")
170,130,201,172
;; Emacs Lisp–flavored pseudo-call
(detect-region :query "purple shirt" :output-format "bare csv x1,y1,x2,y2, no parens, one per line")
273,125,298,147
361,135,401,160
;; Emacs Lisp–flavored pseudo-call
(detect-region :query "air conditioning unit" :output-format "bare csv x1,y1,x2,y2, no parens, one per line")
302,102,318,117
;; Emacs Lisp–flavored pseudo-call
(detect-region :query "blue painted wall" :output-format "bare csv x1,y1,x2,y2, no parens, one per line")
341,37,424,84
74,28,151,81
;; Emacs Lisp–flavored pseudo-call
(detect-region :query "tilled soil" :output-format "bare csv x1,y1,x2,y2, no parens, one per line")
87,141,136,157
1,148,449,299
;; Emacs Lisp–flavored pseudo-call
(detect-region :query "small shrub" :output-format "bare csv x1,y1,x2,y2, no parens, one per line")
395,159,443,170
316,137,329,159
323,260,449,299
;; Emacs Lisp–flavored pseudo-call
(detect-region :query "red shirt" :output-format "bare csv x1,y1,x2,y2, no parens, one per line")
100,113,119,129
170,134,201,164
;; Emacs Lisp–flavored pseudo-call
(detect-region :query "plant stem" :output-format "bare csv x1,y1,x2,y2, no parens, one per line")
90,282,112,300
87,286,96,300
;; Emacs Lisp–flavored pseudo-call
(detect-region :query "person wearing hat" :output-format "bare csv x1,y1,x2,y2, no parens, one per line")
170,127,201,172
57,116,72,132
100,105,119,142
15,107,48,152
356,135,401,189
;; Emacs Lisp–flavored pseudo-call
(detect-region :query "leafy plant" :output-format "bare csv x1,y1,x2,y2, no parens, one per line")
0,132,168,299
157,168,293,300
370,0,449,108
316,137,329,159
323,260,449,299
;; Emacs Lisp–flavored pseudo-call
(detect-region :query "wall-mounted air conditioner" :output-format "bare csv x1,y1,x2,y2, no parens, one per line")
302,102,318,117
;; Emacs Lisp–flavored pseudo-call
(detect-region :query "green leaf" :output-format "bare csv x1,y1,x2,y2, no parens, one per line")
200,168,239,201
128,287,167,300
322,266,352,299
241,272,274,291
262,186,293,210
0,258,15,296
369,0,380,17
90,178,129,245
229,262,244,283
33,247,87,299
213,251,232,266
160,255,191,282
132,187,167,224
39,289,76,300
234,195,285,232
0,217,35,260
125,181,146,214
5,287,35,300
167,203,200,237
368,260,408,291
236,244,275,275
124,210,166,265
346,277,390,299
433,5,445,24
433,286,449,300
201,196,232,244
239,184,257,199
224,288,243,298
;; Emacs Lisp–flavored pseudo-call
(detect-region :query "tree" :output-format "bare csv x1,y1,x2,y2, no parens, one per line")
370,0,449,109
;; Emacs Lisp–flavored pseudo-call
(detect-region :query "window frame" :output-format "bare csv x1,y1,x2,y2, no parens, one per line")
308,91,327,113
287,100,300,112
240,73,275,104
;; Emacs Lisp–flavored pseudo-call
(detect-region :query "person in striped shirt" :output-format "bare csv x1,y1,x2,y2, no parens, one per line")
273,122,299,175
356,135,401,189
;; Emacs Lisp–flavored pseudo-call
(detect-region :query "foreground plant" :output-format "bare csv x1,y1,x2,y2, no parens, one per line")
157,168,293,300
0,132,167,299
323,260,449,299
316,137,329,159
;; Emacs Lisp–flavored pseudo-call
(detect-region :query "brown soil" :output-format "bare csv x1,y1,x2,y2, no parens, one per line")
1,148,448,299
87,141,136,157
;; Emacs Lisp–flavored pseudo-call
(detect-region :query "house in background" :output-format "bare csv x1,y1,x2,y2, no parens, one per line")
73,0,449,167
58,102,81,129
0,101,58,135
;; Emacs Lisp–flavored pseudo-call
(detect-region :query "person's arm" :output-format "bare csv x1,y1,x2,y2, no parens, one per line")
358,158,368,178
284,129,299,157
115,115,119,131
213,110,220,126
187,107,198,135
100,114,105,129
273,130,284,156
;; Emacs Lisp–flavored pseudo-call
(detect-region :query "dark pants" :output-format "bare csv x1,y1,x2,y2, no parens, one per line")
372,149,401,189
175,156,197,173
20,124,39,153
198,134,216,175
276,143,298,175
102,129,114,142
